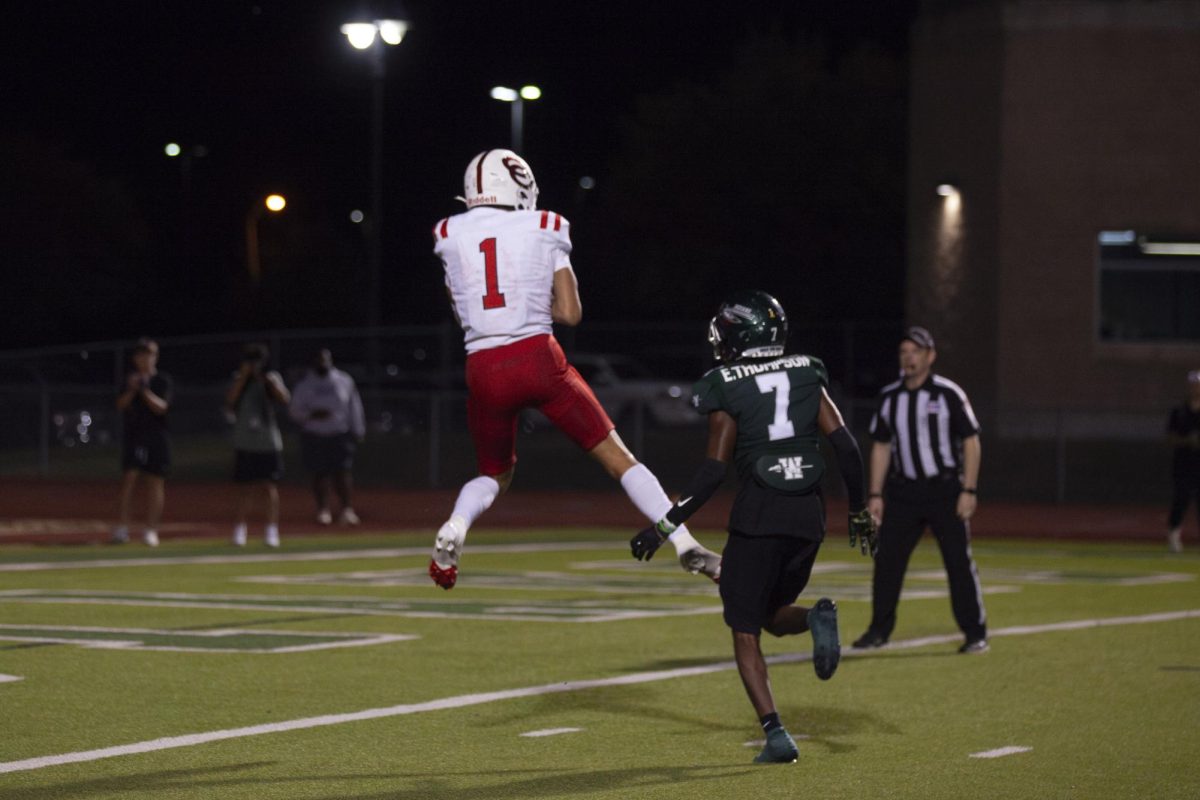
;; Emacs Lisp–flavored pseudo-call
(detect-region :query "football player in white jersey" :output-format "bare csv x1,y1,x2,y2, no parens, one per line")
429,149,720,589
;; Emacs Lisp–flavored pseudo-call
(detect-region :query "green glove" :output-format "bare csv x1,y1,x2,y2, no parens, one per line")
849,508,878,558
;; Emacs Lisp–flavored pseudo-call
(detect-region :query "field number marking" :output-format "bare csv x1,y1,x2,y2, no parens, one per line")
970,746,1033,759
0,624,416,654
520,728,583,738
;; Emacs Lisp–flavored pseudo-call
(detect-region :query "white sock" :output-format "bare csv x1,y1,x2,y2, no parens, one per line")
233,523,247,540
666,527,701,555
451,475,501,531
265,524,279,540
619,463,700,555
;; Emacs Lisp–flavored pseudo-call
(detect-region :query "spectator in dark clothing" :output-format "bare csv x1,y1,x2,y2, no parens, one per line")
112,338,172,547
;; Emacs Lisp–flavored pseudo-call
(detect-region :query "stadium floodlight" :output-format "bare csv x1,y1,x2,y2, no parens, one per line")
378,19,408,45
936,183,958,197
265,194,287,212
164,143,182,157
341,23,378,50
490,85,541,154
341,18,407,50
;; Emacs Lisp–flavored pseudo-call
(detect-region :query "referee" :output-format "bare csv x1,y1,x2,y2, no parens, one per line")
851,326,988,654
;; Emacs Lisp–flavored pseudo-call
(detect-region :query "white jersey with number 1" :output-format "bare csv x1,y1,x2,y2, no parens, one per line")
433,206,573,354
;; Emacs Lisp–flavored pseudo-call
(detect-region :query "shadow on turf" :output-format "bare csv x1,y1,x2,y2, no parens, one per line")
774,704,902,752
476,684,744,734
306,764,758,799
27,763,757,800
14,761,275,799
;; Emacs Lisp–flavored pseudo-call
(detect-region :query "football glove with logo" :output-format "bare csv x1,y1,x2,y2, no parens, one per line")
630,520,673,561
849,508,878,557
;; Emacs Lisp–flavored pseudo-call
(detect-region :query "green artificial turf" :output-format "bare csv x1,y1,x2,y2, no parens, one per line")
1,531,1198,799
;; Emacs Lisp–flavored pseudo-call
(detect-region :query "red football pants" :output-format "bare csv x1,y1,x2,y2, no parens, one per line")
465,334,615,476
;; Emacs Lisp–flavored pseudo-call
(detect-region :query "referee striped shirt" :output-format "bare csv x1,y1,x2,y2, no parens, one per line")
869,374,981,482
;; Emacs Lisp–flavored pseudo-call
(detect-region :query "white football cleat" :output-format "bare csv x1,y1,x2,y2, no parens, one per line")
142,530,159,548
430,515,467,590
1168,528,1183,554
679,546,721,583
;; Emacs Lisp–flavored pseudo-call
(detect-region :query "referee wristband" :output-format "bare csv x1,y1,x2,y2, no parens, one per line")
961,487,977,495
868,493,882,499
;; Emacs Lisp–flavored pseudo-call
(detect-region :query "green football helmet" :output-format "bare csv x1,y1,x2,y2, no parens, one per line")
707,290,788,363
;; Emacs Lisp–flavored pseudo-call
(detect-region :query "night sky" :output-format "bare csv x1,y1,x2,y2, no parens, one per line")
2,1,918,349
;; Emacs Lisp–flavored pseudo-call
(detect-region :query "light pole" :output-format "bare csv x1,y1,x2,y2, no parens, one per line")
490,85,541,154
164,142,208,271
246,194,287,284
341,15,408,335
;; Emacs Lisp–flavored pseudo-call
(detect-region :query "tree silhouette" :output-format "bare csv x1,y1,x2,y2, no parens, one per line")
583,34,907,326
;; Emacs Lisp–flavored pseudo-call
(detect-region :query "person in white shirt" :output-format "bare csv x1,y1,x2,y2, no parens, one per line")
289,348,365,526
428,149,720,589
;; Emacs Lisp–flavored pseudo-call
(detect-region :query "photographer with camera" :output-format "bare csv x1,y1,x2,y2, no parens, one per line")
227,343,290,547
113,337,173,547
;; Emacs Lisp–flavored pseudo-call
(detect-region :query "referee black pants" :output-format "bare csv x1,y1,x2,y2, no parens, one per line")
867,484,987,642
1168,468,1200,529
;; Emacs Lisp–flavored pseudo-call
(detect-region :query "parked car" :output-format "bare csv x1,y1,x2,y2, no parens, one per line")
524,353,700,429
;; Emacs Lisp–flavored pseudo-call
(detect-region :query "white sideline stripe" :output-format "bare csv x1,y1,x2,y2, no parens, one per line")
0,541,618,572
0,674,23,684
2,608,1198,775
519,727,583,738
970,746,1033,759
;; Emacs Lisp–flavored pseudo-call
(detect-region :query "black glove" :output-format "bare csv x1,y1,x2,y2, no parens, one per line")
849,508,878,558
630,525,668,561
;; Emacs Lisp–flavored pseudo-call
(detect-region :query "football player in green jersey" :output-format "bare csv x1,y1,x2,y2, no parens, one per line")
630,290,877,764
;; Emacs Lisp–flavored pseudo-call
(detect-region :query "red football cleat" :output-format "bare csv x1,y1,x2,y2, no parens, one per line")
429,559,458,590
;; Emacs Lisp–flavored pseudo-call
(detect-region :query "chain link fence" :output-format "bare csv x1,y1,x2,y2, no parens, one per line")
0,323,1176,505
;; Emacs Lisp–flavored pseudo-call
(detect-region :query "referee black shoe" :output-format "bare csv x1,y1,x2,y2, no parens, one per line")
851,631,888,649
809,598,840,680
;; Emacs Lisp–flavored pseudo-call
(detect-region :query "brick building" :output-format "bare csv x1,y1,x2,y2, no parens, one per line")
907,0,1200,439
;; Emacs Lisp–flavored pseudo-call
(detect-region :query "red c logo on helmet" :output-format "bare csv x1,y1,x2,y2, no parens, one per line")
501,156,534,189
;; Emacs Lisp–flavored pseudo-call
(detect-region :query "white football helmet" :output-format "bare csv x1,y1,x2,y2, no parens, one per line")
460,149,539,210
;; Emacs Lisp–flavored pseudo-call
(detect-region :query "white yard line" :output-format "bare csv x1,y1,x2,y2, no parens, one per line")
0,590,721,624
0,674,23,684
0,541,618,572
1,608,1197,775
970,746,1033,759
0,624,417,654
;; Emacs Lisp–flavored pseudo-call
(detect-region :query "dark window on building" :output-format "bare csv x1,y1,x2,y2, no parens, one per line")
1098,231,1200,342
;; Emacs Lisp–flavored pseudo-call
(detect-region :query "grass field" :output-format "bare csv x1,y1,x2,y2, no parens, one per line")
1,529,1198,799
